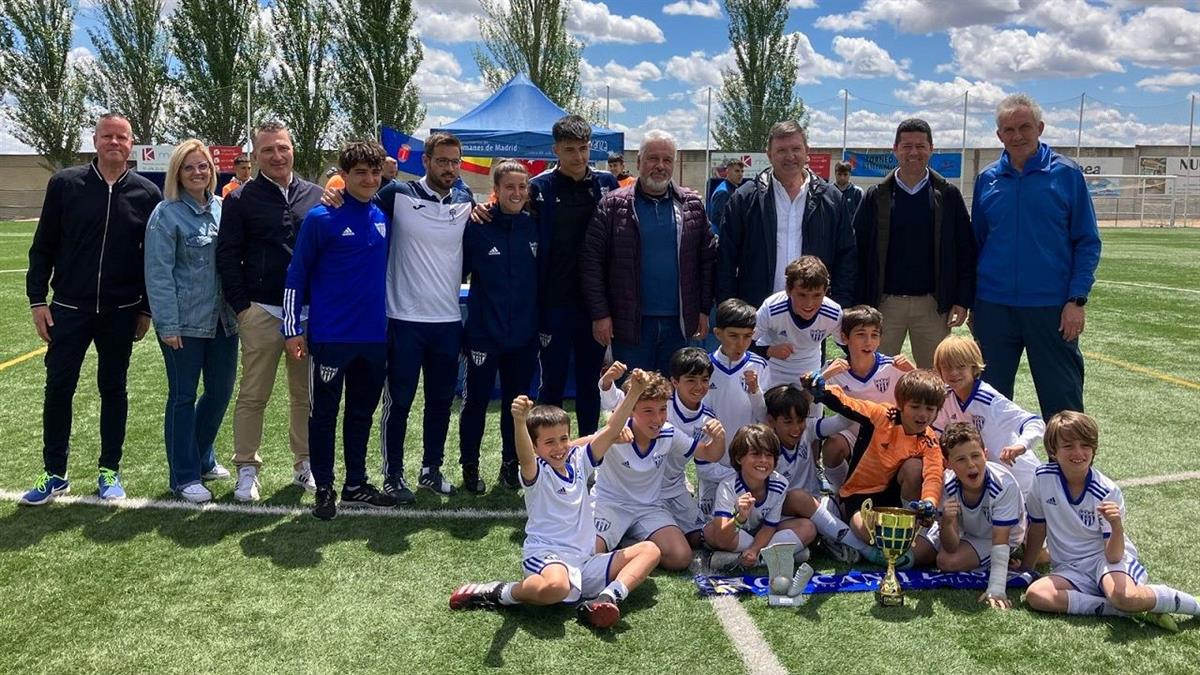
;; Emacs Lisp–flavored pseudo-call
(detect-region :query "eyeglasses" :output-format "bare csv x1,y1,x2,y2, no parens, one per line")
182,162,212,174
430,157,462,168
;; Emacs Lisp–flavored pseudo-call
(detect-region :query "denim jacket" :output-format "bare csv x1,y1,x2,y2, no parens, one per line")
145,192,238,338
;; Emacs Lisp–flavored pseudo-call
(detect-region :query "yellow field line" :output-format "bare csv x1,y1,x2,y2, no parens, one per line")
0,346,46,372
1084,351,1200,391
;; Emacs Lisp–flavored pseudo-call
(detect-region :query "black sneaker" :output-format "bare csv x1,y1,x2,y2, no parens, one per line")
449,581,507,610
341,482,399,509
419,467,455,496
576,597,621,629
382,474,416,505
462,463,486,495
498,460,521,490
313,486,337,520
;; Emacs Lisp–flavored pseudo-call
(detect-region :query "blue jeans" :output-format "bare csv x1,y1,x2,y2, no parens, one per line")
159,328,238,491
612,315,687,376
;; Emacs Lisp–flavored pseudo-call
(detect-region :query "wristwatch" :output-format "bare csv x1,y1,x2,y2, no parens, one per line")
1068,296,1088,307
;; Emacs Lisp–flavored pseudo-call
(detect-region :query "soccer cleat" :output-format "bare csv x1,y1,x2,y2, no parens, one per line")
293,460,317,492
450,581,506,610
201,464,231,481
709,551,743,572
1135,612,1180,633
178,483,213,504
577,597,621,629
18,472,70,506
234,466,261,502
383,474,416,505
97,468,126,500
822,538,862,564
497,460,521,490
341,483,399,509
462,463,486,495
419,467,455,496
312,486,338,520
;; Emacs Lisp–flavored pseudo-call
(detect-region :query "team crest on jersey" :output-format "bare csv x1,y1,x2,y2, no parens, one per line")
874,377,890,393
539,333,552,348
972,415,986,431
600,186,611,195
810,329,827,341
470,350,488,366
319,365,338,383
1077,509,1096,527
375,221,386,237
653,453,666,467
798,445,809,460
594,518,611,532
982,506,992,521
529,241,538,257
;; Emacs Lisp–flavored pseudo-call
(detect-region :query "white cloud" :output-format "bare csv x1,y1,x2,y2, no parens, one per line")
580,59,662,102
568,1,665,44
1115,7,1200,69
662,0,723,19
788,0,818,8
414,8,480,43
1137,71,1200,93
815,0,1019,33
663,49,737,88
893,77,1009,108
413,49,490,115
829,36,911,80
421,47,463,78
947,26,1124,81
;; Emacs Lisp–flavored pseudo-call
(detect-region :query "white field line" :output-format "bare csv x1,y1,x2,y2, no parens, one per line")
1117,471,1200,488
708,596,788,675
0,268,27,274
1094,279,1200,295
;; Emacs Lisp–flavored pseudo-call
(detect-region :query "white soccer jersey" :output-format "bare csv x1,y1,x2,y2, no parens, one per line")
522,446,600,560
1026,464,1136,567
597,386,716,501
943,461,1027,547
776,425,821,495
384,186,472,323
593,422,699,507
706,349,768,452
817,352,906,438
933,379,1045,493
753,293,842,388
711,471,788,532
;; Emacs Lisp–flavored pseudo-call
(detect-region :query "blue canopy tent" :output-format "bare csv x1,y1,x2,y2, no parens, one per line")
432,73,622,160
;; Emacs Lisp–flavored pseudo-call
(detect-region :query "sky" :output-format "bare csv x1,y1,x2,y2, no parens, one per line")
3,0,1200,153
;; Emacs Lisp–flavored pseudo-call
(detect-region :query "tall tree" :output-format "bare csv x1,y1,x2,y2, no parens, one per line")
263,0,336,180
0,14,12,98
0,0,89,171
169,0,267,146
85,0,173,144
333,0,423,139
713,0,808,151
473,0,590,114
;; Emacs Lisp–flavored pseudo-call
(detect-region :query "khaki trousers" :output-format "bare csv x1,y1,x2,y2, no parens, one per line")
231,304,309,469
878,294,949,369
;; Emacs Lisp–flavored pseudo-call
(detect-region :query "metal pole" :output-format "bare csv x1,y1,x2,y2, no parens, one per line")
1076,93,1084,158
705,87,712,181
960,90,968,191
245,79,252,152
606,85,611,127
371,71,379,141
1185,94,1195,225
841,89,849,159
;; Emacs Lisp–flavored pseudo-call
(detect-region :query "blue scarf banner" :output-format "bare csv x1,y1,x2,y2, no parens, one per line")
695,569,1036,597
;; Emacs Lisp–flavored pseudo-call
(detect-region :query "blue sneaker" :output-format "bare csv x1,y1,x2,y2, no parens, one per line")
97,468,126,500
18,472,70,505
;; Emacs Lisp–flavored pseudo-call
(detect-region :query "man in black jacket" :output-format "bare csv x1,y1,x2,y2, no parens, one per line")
21,113,162,505
216,121,323,502
852,119,975,368
716,121,856,309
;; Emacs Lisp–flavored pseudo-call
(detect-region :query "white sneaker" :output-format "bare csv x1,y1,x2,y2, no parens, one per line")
293,461,316,492
234,466,260,502
179,483,213,503
201,464,231,481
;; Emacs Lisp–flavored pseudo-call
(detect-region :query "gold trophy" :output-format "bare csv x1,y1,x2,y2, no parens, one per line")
859,498,919,607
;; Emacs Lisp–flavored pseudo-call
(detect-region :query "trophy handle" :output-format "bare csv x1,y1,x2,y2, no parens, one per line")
859,498,876,546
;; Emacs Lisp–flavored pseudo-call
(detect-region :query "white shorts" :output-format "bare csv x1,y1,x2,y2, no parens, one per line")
522,549,617,603
593,500,678,551
921,523,1002,567
660,492,706,535
696,464,736,517
1049,551,1148,597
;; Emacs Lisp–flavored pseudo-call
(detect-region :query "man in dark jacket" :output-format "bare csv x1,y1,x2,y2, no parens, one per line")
22,113,161,505
853,118,975,368
716,121,856,309
216,121,323,503
580,130,716,374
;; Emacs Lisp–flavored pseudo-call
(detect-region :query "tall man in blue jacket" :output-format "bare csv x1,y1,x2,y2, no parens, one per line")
22,113,161,504
972,94,1101,419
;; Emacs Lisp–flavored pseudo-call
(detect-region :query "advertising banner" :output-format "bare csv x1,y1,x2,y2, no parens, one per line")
844,150,963,179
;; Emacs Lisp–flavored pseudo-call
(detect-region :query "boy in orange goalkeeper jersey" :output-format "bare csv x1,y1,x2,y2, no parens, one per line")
799,368,946,567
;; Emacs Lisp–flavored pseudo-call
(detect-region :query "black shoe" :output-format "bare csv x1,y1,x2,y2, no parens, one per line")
419,467,455,496
382,474,416,505
341,482,399,509
498,460,521,490
313,486,337,520
462,463,486,495
450,581,507,610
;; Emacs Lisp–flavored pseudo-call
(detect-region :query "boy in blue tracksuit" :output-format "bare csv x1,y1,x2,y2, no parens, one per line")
283,141,396,520
459,161,540,493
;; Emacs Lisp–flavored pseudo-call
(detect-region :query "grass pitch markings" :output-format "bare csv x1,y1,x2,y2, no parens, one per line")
0,268,28,274
1084,351,1200,391
709,596,788,675
0,346,46,372
1094,279,1200,295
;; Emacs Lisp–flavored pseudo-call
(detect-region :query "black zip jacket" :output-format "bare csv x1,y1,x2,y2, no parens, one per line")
216,174,323,314
27,160,162,313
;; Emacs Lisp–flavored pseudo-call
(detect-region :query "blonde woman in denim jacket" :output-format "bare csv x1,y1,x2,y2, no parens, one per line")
145,140,239,502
